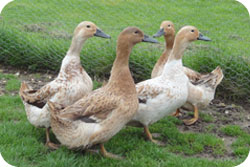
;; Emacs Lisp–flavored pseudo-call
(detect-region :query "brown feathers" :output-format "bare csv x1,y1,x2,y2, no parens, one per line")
49,27,155,149
19,82,46,108
151,21,175,78
189,66,223,89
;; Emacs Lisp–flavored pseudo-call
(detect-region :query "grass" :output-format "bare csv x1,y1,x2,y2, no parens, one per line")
221,125,245,137
221,125,250,157
0,72,20,92
0,72,248,167
0,73,17,80
199,113,214,123
5,78,21,91
0,0,250,102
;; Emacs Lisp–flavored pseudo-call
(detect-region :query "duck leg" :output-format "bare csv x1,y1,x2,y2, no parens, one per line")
144,126,165,146
100,143,124,160
183,104,199,125
45,128,60,150
86,149,99,155
172,108,181,117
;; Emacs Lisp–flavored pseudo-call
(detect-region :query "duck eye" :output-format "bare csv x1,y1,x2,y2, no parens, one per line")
191,29,194,32
168,24,171,27
86,25,91,28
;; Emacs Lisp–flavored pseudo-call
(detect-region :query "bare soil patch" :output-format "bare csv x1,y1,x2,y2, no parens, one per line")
0,64,56,92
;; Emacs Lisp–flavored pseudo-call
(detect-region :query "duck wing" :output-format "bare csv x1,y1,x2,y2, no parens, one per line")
136,82,166,104
49,89,119,123
183,66,201,83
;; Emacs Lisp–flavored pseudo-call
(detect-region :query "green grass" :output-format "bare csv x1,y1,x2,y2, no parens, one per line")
93,80,104,90
0,73,20,92
221,125,250,157
0,73,17,80
33,73,41,79
199,113,214,123
5,78,21,91
0,0,250,102
205,124,217,133
221,125,245,137
0,72,247,166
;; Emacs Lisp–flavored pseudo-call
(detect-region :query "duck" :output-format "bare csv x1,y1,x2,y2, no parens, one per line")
19,21,110,149
152,21,224,125
151,21,175,78
47,27,159,159
176,66,223,125
129,26,211,145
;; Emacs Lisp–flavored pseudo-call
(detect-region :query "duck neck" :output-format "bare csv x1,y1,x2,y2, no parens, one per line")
164,34,175,50
59,35,86,74
167,38,188,62
67,36,87,56
161,38,189,77
108,42,135,93
114,43,131,68
158,34,175,64
110,42,132,80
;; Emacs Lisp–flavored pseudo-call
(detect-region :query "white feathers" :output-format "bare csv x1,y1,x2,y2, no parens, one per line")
56,121,101,149
132,59,189,126
24,102,50,128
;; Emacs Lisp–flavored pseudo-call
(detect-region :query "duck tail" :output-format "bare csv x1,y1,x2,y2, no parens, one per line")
211,66,224,87
19,82,31,100
194,66,224,89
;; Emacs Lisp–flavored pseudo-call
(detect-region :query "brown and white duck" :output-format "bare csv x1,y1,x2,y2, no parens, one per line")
47,27,158,159
152,21,223,125
130,26,211,145
19,21,110,149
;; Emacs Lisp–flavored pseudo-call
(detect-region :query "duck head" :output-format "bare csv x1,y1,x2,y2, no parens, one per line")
153,20,175,38
176,26,211,43
74,21,110,39
118,27,158,46
168,26,211,60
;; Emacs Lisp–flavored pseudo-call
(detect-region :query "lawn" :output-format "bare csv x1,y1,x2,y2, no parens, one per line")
0,0,250,166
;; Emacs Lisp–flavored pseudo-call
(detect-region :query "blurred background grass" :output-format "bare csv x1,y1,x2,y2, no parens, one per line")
0,0,249,102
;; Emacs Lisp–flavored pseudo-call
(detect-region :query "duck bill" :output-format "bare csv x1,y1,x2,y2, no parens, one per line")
153,28,165,38
197,33,211,41
94,29,111,39
142,35,159,43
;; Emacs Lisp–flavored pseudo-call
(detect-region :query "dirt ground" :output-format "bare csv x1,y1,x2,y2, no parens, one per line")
0,64,249,160
179,100,250,159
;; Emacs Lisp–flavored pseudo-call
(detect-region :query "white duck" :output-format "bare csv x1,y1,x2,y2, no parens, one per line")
153,21,223,125
19,21,110,149
130,26,211,145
